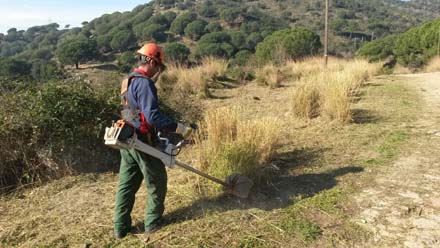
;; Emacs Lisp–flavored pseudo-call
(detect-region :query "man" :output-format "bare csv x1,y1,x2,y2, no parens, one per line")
114,43,192,239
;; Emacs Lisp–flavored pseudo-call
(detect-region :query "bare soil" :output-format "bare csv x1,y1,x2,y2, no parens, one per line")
355,72,440,248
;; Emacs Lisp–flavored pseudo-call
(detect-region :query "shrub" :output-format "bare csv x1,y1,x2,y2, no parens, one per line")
134,23,167,43
231,50,252,66
198,31,231,44
198,2,218,18
195,107,280,185
96,35,112,53
394,19,440,67
357,35,397,62
229,31,246,50
163,42,191,63
0,81,118,190
170,11,197,35
31,48,53,60
184,20,208,41
110,30,136,52
195,43,228,59
30,59,63,81
118,51,137,73
0,58,32,78
205,22,222,33
56,37,98,69
220,8,241,24
256,28,322,64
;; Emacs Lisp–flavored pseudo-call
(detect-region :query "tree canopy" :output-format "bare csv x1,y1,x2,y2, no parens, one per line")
56,37,98,69
256,28,322,63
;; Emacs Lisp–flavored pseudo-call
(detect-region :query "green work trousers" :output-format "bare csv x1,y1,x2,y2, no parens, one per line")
114,148,167,235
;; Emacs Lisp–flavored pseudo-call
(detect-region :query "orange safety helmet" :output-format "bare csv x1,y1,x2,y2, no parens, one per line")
137,43,165,64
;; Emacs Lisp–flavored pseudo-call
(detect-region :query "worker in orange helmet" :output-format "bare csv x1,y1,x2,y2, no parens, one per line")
114,43,192,239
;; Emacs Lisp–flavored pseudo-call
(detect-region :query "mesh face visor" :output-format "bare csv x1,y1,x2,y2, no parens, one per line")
139,55,166,71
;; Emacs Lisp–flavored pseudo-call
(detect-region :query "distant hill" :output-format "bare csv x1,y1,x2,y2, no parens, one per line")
0,0,439,65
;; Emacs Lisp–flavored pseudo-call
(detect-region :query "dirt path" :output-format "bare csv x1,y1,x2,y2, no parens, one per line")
355,72,440,248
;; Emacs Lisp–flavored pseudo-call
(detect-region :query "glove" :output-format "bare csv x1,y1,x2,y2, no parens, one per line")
176,123,192,140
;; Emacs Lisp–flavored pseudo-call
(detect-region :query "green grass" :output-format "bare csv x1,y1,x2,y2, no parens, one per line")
238,236,268,248
377,130,409,158
281,218,322,241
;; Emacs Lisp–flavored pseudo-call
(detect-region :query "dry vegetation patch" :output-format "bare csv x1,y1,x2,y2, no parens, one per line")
425,56,440,72
195,107,280,186
0,72,420,247
159,57,228,99
256,63,284,88
287,59,382,123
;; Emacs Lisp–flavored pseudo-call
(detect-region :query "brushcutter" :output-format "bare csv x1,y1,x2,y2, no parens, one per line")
104,120,253,198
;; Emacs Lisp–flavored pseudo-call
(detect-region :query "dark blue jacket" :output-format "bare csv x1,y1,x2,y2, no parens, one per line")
127,71,178,132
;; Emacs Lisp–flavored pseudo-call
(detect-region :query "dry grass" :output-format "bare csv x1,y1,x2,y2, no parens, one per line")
291,78,321,119
393,64,413,74
256,64,283,88
425,56,440,72
0,72,420,248
199,56,228,79
159,57,228,99
195,107,280,185
289,58,382,123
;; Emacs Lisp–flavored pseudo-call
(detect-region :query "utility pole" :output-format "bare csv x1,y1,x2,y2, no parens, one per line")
438,25,440,57
324,0,329,67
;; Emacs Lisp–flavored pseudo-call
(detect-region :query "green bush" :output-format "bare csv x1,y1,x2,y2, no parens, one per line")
134,23,167,43
110,30,136,52
393,19,440,67
220,8,241,24
256,28,322,64
118,51,137,73
229,32,246,50
0,58,32,78
198,31,231,44
231,50,253,66
0,80,119,190
31,59,63,81
357,35,397,61
170,11,197,35
198,2,218,18
205,22,222,33
96,35,112,53
56,37,98,69
195,43,228,59
184,20,208,41
163,42,190,63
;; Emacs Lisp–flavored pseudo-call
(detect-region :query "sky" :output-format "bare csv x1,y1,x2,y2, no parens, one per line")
0,0,149,34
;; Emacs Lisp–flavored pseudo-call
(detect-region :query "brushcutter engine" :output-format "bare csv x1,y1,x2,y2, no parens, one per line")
104,120,180,168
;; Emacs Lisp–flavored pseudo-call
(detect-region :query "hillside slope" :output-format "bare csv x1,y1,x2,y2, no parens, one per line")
1,0,439,63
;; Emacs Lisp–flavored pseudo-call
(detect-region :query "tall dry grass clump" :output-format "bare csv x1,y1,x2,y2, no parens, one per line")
291,59,382,123
425,56,440,72
291,76,321,119
200,56,229,79
195,107,280,185
256,64,283,88
159,57,228,99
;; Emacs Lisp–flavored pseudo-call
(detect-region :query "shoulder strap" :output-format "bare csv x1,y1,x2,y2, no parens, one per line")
121,74,150,106
121,74,149,96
